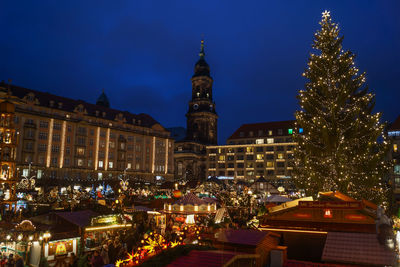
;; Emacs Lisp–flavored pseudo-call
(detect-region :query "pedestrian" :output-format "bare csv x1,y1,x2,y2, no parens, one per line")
6,254,15,267
90,251,103,267
69,252,78,267
100,244,109,265
15,255,23,267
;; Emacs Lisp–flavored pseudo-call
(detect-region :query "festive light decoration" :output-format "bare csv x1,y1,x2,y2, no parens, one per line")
293,11,390,204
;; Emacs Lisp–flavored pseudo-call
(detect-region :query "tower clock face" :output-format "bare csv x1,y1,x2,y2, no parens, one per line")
193,104,199,110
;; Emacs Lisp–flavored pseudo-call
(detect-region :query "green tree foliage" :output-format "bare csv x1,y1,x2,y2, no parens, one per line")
293,11,390,204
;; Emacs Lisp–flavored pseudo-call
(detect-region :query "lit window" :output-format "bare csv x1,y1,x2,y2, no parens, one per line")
256,154,264,160
37,170,43,179
288,129,293,135
109,162,113,169
299,128,304,133
77,159,84,166
324,209,333,218
127,163,132,169
394,165,400,175
218,155,225,161
394,144,398,153
266,161,274,167
268,130,273,136
246,147,253,153
98,160,103,168
256,139,264,144
22,169,29,177
267,138,274,144
98,173,103,180
277,153,284,159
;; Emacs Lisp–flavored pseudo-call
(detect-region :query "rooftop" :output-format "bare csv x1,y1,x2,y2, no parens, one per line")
228,120,295,140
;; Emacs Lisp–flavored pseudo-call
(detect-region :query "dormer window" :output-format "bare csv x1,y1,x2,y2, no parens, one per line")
132,118,136,124
138,120,141,125
26,93,35,102
58,102,63,109
95,110,100,116
102,112,106,118
49,100,55,107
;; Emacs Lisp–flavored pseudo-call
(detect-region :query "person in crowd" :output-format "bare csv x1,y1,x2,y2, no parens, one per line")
90,250,103,267
100,244,109,265
69,252,78,267
15,254,24,267
6,254,15,267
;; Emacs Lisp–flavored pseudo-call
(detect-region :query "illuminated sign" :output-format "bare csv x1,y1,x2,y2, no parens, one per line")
91,215,122,226
345,214,367,221
299,201,362,209
48,240,74,256
293,213,312,219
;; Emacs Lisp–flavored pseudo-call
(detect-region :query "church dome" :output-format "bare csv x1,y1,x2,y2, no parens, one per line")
96,90,110,108
192,40,211,78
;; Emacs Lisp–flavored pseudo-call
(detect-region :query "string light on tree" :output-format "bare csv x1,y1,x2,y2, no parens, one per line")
293,11,390,205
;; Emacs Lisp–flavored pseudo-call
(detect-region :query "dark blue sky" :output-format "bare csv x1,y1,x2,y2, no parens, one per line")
1,1,399,144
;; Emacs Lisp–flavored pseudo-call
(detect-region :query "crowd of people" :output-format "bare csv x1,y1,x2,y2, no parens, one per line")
0,253,24,267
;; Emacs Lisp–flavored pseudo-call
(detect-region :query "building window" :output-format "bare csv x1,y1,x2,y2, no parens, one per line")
53,123,61,130
37,170,43,179
246,147,253,153
98,160,104,168
246,162,254,168
239,132,244,137
109,142,115,148
288,129,293,135
77,148,85,156
98,173,103,180
394,165,400,175
237,163,244,168
246,155,254,160
66,136,71,144
127,163,132,169
256,147,264,152
77,159,84,166
256,154,264,160
267,138,274,144
64,158,70,166
52,134,61,141
256,139,264,144
268,130,273,136
249,131,254,137
109,162,113,169
394,144,398,153
278,129,283,135
39,132,48,140
237,155,244,160
218,155,225,161
178,162,183,175
38,144,47,152
277,162,285,168
51,145,60,153
51,157,58,165
277,153,284,159
39,121,48,128
246,170,254,176
266,161,274,167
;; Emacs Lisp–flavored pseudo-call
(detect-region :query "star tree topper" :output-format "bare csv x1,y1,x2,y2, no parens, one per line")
322,10,331,20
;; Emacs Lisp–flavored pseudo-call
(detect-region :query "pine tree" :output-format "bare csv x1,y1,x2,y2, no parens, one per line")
293,11,390,204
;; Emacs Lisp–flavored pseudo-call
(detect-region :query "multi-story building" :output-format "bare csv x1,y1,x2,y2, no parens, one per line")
206,120,298,187
388,115,400,200
0,82,174,185
173,40,218,181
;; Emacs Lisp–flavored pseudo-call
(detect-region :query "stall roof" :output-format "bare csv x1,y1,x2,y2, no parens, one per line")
55,210,98,228
166,250,249,267
216,229,277,246
322,232,395,266
174,193,206,206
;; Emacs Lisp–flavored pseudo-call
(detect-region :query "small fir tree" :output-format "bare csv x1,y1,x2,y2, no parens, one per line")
293,11,390,204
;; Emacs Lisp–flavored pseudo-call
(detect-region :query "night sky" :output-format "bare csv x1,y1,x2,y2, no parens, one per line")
1,1,399,144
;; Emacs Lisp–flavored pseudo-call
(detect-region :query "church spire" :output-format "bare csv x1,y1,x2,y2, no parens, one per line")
199,39,205,59
96,89,110,108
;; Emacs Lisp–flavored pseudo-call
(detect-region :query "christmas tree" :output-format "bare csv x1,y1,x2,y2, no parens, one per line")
293,11,390,204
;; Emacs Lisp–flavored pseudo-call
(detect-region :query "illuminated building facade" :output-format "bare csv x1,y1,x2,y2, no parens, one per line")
0,92,19,210
0,82,174,184
206,120,297,186
387,115,400,200
173,40,217,181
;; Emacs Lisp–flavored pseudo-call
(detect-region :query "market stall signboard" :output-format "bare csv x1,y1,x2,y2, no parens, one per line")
91,215,123,226
48,240,73,256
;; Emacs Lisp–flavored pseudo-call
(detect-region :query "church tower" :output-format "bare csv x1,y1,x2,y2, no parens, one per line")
186,40,218,145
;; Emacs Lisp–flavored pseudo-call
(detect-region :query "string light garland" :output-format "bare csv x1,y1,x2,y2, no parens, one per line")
292,10,390,205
